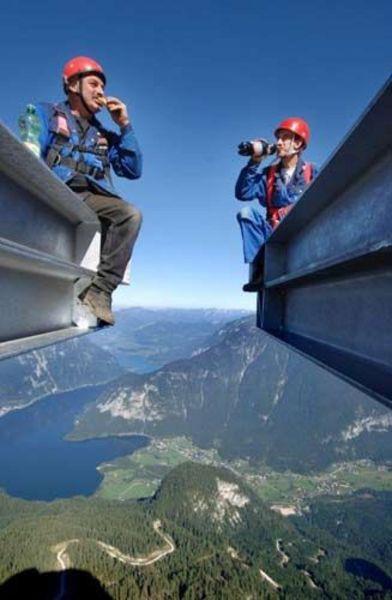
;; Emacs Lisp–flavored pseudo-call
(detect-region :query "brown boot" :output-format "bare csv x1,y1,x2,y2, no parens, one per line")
79,286,115,326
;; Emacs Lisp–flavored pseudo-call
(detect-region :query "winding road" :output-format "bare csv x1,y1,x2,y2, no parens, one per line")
52,520,175,599
53,527,318,596
96,520,175,566
276,538,290,567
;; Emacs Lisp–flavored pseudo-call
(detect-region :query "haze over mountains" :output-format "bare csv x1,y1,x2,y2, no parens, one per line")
73,318,392,472
92,307,251,371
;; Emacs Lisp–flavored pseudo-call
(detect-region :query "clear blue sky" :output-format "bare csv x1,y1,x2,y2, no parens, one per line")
1,0,391,309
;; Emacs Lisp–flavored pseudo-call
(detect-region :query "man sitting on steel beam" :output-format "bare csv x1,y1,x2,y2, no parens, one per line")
19,56,143,326
235,118,317,291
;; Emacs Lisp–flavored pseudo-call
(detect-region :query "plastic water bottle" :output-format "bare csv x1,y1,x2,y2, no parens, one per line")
18,104,41,157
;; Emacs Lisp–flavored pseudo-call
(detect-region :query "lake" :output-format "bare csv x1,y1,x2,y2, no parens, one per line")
115,352,159,373
0,386,149,501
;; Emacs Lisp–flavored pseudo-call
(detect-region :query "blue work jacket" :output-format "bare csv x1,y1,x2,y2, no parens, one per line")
235,156,317,208
33,101,142,196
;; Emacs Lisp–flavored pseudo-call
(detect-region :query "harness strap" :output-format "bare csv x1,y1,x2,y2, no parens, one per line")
265,164,279,228
45,105,110,177
46,135,69,169
265,162,313,229
47,143,110,175
302,162,313,184
58,156,106,179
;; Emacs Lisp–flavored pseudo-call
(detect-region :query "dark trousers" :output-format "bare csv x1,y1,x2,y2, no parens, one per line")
78,192,142,294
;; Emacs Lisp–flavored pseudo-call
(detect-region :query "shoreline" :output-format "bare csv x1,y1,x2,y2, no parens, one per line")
65,429,153,443
0,379,115,419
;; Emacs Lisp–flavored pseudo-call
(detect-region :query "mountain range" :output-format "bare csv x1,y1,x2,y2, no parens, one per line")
0,308,251,416
72,317,392,472
91,307,252,371
0,311,391,598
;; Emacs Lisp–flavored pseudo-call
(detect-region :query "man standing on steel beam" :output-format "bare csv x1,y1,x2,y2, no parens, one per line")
235,118,317,291
19,56,143,326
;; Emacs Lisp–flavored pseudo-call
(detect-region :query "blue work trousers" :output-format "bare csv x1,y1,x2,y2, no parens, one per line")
237,204,272,263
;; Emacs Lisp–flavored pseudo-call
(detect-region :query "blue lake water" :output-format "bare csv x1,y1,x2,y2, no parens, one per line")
116,353,159,373
0,386,149,501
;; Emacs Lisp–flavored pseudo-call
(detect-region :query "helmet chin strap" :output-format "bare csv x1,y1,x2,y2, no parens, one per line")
77,77,94,116
287,134,301,157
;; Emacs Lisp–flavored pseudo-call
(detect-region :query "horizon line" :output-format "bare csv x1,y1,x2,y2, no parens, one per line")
114,304,254,312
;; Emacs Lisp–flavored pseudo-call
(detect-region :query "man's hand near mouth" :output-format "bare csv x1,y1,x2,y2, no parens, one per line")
105,96,130,128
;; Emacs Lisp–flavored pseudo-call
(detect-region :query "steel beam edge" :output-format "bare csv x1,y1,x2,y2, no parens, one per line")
0,326,98,362
0,121,99,226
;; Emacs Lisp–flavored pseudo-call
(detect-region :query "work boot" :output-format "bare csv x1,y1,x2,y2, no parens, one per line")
78,286,115,326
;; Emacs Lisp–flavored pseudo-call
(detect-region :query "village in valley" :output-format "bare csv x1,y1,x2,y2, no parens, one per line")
96,436,392,513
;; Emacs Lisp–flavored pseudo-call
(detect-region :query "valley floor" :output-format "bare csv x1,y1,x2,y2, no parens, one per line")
95,435,392,510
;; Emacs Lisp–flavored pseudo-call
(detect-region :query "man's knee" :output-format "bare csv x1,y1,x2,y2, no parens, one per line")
130,206,143,234
118,200,143,228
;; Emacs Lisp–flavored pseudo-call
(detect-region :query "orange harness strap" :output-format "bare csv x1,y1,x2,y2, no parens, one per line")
265,162,313,230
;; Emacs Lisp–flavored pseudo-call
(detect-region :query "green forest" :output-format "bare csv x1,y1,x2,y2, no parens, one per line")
0,463,391,599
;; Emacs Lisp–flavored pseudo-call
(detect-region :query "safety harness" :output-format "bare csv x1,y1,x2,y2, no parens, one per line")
45,104,111,180
266,162,313,229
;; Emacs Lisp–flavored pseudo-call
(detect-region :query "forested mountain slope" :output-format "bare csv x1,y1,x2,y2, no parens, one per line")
1,462,389,599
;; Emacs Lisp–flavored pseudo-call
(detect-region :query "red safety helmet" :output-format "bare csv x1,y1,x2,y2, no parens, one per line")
274,117,310,148
62,56,106,87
